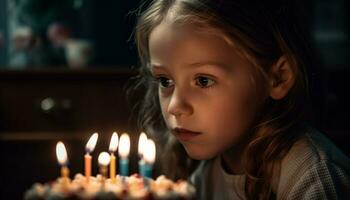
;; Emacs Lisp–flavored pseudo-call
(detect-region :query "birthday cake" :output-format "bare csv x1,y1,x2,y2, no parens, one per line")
24,174,196,200
25,133,194,199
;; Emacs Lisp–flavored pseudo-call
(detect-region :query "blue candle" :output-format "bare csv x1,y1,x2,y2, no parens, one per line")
119,158,129,176
142,139,156,178
138,159,146,177
139,159,144,175
138,132,148,177
139,160,152,178
118,134,130,177
143,163,153,178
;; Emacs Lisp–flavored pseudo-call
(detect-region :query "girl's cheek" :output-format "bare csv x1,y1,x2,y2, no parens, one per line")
159,96,170,116
158,87,173,98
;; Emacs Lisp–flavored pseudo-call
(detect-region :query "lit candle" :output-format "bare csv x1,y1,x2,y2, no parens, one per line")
138,132,148,176
138,132,148,158
118,133,130,176
56,141,70,185
142,139,156,178
85,133,98,183
109,132,118,183
98,152,111,188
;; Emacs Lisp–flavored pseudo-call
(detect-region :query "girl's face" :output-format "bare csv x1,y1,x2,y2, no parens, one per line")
149,21,261,160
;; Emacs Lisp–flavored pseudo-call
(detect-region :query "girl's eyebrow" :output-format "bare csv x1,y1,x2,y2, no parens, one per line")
150,64,164,69
149,64,167,73
150,61,232,73
189,61,231,72
151,62,228,68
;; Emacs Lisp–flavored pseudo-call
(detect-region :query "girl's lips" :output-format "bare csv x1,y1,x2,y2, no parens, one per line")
172,128,201,142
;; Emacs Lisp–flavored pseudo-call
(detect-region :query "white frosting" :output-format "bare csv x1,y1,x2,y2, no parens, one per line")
25,173,195,199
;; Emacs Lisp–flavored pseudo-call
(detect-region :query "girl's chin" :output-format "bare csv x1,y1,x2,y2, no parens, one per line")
183,145,217,160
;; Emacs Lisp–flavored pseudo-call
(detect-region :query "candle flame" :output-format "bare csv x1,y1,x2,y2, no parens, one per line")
56,141,68,165
118,133,130,158
85,133,98,153
144,139,156,164
138,132,148,157
109,132,119,153
98,152,111,166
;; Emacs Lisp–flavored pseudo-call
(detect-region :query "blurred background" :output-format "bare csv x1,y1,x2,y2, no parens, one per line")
0,0,349,199
0,0,140,68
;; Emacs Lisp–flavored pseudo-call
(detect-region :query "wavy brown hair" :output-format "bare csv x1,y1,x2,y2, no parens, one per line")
134,0,313,199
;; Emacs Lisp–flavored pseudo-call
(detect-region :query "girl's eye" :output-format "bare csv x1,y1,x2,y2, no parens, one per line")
157,77,174,88
195,76,215,88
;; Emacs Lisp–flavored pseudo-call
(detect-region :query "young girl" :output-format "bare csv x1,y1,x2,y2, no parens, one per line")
134,0,350,199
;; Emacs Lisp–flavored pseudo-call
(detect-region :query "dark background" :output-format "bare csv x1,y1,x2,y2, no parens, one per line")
0,0,349,199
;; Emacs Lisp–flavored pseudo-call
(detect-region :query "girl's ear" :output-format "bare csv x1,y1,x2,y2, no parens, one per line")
268,56,296,100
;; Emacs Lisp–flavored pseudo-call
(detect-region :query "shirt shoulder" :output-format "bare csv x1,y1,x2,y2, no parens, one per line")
190,157,246,200
277,128,350,199
189,159,214,199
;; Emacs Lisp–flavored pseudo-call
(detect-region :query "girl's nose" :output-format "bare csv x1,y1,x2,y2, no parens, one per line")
167,88,193,117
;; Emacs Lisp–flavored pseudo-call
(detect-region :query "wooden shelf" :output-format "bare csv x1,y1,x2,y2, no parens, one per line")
0,68,141,132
